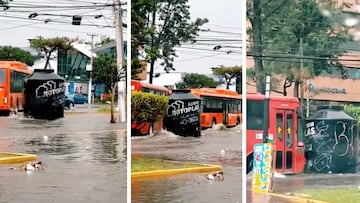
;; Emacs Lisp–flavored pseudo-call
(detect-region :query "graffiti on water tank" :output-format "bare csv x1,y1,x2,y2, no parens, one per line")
307,119,356,172
312,153,332,171
35,80,65,98
333,121,354,157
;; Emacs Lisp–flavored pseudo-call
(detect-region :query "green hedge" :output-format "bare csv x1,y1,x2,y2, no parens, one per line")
343,104,360,124
131,92,169,123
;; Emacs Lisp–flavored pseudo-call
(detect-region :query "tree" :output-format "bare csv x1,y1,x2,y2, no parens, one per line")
247,0,351,97
131,0,208,83
0,0,11,10
212,65,242,89
0,46,36,66
30,36,73,69
93,53,125,123
175,73,217,89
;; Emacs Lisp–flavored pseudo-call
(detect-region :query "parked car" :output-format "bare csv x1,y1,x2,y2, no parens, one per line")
63,96,74,109
67,93,88,104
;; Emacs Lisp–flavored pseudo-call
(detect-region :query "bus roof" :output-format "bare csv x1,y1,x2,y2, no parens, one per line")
190,88,242,99
247,91,299,102
131,80,169,92
0,61,32,74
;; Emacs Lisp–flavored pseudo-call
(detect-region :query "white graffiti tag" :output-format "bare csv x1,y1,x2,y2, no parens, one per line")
333,121,354,157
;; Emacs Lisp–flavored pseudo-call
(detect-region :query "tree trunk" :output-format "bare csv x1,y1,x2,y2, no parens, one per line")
226,79,231,89
149,8,156,84
110,86,116,123
44,52,51,69
251,0,265,94
294,80,300,98
149,60,155,84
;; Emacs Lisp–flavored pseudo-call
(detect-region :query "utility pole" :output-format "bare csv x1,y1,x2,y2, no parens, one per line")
87,33,97,108
114,0,126,122
300,36,304,113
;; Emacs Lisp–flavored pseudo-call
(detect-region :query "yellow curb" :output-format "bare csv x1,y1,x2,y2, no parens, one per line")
0,153,37,164
132,163,222,179
254,191,328,203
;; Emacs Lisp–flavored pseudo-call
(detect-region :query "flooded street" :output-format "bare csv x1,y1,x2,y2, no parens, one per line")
0,112,127,203
246,172,360,202
131,126,242,203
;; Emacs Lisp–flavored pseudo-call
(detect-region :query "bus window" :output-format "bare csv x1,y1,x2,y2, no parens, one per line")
0,69,4,83
286,114,293,148
247,100,264,130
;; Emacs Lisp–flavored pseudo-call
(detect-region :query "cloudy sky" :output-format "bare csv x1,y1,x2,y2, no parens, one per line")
0,0,243,87
150,0,243,86
0,0,123,47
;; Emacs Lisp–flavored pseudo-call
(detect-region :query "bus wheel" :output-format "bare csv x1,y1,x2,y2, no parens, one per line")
211,118,216,129
236,117,240,125
246,155,254,174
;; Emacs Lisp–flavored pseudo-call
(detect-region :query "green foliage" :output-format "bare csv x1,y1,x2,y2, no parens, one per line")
93,53,121,91
175,73,217,89
30,36,73,69
131,0,208,78
0,0,11,11
95,37,114,47
0,46,36,66
212,65,242,89
343,104,360,124
131,91,169,123
218,124,227,131
247,0,351,96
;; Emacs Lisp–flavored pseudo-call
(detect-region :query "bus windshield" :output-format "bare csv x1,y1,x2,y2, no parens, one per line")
0,69,5,83
247,99,264,130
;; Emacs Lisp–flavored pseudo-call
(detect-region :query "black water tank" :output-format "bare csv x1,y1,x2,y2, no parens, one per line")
164,89,201,137
23,69,65,120
305,106,358,173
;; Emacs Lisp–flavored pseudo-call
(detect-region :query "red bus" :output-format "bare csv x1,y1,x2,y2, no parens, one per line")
131,80,170,136
190,88,242,129
246,92,305,174
0,61,32,116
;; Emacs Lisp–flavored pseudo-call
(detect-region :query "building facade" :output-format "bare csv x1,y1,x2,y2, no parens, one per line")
57,41,127,98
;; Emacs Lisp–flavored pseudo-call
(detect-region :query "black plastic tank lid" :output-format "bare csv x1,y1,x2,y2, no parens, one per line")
33,69,54,73
169,89,200,100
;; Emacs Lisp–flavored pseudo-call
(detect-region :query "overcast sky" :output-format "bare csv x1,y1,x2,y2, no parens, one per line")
0,0,123,47
150,0,243,86
0,0,243,86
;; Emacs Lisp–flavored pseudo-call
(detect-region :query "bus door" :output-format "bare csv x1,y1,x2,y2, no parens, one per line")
0,69,7,107
222,99,229,124
275,110,296,173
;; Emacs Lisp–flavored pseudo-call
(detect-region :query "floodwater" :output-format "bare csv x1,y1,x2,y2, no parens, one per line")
0,113,127,203
246,172,360,202
131,126,242,203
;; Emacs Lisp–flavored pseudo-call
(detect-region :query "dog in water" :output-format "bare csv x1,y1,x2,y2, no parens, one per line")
9,161,43,171
205,171,224,181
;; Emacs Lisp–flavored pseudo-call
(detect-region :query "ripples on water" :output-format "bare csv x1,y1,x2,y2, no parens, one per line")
0,114,127,203
132,127,242,203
